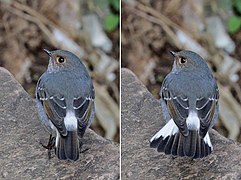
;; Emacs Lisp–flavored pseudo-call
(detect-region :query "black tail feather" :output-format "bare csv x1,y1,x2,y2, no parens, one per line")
184,130,197,157
177,134,184,157
171,133,179,156
150,130,212,159
157,137,169,152
56,131,79,161
200,139,206,158
56,136,67,160
164,135,174,154
193,134,201,158
150,137,162,148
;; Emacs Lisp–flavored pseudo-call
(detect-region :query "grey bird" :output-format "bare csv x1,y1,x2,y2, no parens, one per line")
36,49,95,161
150,50,219,158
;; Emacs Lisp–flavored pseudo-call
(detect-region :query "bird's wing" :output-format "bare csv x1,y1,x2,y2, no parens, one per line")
73,87,95,137
196,87,219,138
161,85,189,136
36,98,52,133
36,81,67,136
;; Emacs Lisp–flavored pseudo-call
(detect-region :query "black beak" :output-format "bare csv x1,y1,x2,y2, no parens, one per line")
43,49,51,56
169,51,176,57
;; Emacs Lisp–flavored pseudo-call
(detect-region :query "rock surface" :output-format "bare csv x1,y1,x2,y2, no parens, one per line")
0,67,119,180
121,68,241,180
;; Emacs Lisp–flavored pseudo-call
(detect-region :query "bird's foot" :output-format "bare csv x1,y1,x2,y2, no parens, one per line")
40,134,55,159
79,141,90,153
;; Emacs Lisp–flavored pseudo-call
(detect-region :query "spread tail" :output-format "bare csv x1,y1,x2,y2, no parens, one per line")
150,119,213,158
56,131,79,161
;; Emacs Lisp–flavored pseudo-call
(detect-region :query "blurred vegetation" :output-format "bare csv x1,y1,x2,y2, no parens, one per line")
227,0,241,33
103,0,120,32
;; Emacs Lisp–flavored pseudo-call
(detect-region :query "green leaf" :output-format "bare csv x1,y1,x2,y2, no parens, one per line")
103,14,119,32
234,0,241,13
109,0,120,11
227,15,241,33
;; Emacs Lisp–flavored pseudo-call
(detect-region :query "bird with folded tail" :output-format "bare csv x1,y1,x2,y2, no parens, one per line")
36,49,95,161
150,50,219,159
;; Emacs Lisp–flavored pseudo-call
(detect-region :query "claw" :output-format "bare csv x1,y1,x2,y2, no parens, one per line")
40,134,55,159
79,141,90,153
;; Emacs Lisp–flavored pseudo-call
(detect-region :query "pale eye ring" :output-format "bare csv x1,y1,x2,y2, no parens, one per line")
57,56,65,64
179,57,187,64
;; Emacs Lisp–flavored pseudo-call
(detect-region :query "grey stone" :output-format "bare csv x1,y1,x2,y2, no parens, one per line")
0,67,119,180
121,68,241,180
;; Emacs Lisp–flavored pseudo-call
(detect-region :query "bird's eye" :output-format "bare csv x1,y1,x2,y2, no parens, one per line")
57,56,65,64
179,57,187,64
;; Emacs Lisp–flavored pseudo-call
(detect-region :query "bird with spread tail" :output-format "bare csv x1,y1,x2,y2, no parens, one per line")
150,50,219,158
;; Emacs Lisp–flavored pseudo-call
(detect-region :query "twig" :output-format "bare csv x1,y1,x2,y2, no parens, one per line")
232,83,241,103
12,1,55,27
3,4,57,45
136,2,181,31
126,5,182,48
164,0,182,14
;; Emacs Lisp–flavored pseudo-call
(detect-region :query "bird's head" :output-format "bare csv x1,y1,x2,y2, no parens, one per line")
43,49,84,73
170,50,208,71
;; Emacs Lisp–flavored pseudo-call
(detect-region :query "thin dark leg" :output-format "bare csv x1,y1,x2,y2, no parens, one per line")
40,134,55,159
79,141,90,153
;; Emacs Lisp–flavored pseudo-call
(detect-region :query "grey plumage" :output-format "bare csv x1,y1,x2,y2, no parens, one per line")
150,50,219,158
36,49,95,161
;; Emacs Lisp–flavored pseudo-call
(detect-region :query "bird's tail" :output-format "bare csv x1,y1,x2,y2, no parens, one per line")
56,131,79,161
150,119,213,158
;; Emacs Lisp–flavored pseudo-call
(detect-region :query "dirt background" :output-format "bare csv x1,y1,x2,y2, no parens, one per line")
122,0,241,142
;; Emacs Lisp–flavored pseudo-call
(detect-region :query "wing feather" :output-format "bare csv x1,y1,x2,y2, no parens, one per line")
37,85,67,136
197,88,219,138
162,86,189,136
74,87,95,137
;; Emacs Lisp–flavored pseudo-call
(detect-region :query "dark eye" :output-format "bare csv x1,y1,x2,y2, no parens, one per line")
179,57,187,64
57,56,65,64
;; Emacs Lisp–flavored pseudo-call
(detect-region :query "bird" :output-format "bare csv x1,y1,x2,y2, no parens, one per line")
36,49,95,161
150,50,219,159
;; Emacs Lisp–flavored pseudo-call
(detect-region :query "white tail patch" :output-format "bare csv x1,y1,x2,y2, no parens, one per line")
64,111,77,131
203,132,213,150
56,130,60,147
186,111,200,130
150,119,179,142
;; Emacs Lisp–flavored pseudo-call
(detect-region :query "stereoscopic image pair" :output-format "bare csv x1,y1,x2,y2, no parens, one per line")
0,1,241,180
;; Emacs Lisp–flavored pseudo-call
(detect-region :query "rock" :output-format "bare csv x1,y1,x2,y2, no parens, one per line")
121,68,241,180
0,67,119,180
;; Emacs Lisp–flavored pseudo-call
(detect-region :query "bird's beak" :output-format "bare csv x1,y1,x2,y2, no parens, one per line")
43,49,51,56
169,51,176,57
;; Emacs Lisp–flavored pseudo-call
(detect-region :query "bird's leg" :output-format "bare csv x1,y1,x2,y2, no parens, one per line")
79,141,90,153
40,134,55,159
171,155,177,160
